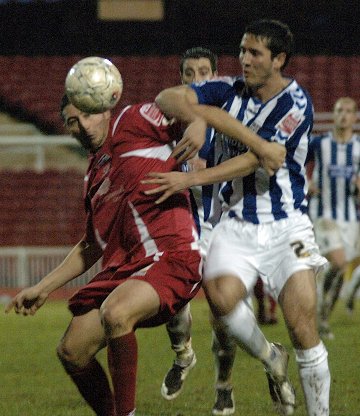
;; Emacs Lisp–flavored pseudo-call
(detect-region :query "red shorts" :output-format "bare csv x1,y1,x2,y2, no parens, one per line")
68,250,202,327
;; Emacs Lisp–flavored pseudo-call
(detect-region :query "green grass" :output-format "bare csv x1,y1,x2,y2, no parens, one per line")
1,298,359,415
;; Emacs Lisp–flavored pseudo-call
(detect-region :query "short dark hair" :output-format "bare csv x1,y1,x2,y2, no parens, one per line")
179,47,218,74
60,94,70,122
244,19,293,69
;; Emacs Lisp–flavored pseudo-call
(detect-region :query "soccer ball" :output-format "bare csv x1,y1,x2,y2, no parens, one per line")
65,56,123,113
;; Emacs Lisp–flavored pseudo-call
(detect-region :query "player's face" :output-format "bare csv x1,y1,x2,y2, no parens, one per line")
181,58,216,85
63,103,111,152
333,100,357,130
239,33,280,90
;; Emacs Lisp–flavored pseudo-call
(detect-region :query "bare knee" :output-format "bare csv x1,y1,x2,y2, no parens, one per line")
100,302,133,338
280,273,319,349
203,276,247,316
57,338,89,370
286,311,319,349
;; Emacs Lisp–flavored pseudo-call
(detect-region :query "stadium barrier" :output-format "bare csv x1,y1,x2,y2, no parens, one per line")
0,246,101,295
1,112,360,295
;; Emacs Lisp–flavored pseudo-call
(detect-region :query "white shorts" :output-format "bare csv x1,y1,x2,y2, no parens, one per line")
313,218,360,261
204,213,327,299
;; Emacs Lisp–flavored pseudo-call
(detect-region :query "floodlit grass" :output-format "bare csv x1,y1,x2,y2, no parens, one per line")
1,297,359,415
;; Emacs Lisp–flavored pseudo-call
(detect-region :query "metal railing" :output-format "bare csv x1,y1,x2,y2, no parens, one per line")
0,246,101,289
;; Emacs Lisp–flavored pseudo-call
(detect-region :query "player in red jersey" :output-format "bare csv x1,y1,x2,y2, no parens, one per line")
5,93,203,416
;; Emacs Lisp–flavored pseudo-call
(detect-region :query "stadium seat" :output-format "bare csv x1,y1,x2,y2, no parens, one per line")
0,169,85,247
0,54,359,133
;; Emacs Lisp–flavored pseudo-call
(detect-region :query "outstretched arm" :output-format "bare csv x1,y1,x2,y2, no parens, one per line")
143,151,259,204
156,86,286,172
193,104,286,175
5,239,102,316
156,86,207,162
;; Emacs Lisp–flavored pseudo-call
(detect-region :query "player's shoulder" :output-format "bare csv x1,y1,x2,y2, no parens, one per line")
111,102,175,133
285,79,312,107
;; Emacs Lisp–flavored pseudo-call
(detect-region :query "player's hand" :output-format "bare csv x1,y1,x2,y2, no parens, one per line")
186,157,207,172
4,286,48,316
142,171,192,204
171,118,207,163
259,141,286,176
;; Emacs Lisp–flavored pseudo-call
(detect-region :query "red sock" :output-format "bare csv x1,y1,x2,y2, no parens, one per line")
65,359,114,416
269,295,277,316
108,332,138,416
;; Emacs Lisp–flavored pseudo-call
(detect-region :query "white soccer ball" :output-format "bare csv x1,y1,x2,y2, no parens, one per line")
65,56,123,113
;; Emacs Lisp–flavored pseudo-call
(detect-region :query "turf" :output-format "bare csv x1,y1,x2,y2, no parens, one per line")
1,297,359,415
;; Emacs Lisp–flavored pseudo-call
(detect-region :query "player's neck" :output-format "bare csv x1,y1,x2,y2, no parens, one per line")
333,127,353,143
253,75,290,103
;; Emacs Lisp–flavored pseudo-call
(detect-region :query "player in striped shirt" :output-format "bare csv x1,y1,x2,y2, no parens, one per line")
162,47,241,415
147,19,330,416
307,97,360,339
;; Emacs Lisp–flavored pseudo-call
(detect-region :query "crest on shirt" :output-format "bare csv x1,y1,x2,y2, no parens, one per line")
276,111,304,136
140,103,174,127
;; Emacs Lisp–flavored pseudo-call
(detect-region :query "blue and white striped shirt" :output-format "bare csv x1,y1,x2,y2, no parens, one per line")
183,127,222,237
191,76,313,224
307,132,360,222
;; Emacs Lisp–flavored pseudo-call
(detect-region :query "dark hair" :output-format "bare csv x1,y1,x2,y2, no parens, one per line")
179,47,218,74
60,94,70,121
244,19,293,69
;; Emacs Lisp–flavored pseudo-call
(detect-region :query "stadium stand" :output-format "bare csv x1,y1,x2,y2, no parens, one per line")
1,55,360,135
0,169,85,247
1,54,360,291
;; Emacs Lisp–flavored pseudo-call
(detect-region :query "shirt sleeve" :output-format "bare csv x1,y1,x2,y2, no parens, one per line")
190,78,235,107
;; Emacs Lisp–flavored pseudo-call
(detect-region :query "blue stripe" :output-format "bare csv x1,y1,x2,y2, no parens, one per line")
242,174,259,224
345,142,353,221
287,120,309,211
317,138,324,217
330,141,337,218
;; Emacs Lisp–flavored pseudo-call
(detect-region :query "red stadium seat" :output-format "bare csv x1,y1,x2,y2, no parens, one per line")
0,54,358,131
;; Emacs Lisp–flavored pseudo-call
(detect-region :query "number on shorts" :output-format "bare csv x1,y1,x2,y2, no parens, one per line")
290,240,306,257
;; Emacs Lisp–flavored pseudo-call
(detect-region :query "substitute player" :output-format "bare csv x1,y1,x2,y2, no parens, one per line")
307,96,360,339
146,19,330,416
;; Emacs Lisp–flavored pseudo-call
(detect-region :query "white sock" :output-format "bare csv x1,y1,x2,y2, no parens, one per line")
221,298,272,362
295,341,330,416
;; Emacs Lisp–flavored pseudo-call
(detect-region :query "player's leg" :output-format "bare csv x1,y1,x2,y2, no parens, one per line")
100,278,161,416
279,270,330,416
203,219,295,415
344,263,360,313
57,309,114,416
253,277,268,324
161,303,196,400
204,276,295,416
268,293,278,324
313,219,347,338
211,315,236,415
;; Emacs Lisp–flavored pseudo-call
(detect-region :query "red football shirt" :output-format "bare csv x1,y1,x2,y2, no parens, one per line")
83,102,200,274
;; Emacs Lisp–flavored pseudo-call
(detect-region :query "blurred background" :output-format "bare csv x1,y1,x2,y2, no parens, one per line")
1,0,359,296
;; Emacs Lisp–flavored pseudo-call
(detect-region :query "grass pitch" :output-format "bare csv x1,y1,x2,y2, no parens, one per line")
1,297,359,415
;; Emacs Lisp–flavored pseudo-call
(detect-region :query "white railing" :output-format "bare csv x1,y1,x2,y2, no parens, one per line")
0,134,81,172
313,112,360,135
0,247,101,289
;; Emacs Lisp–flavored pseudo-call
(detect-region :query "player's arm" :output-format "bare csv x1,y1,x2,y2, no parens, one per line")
193,104,286,175
143,151,259,204
5,239,102,316
156,85,207,162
